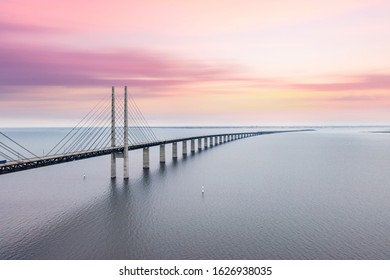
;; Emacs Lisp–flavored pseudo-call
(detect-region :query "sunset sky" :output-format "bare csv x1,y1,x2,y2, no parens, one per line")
1,0,390,127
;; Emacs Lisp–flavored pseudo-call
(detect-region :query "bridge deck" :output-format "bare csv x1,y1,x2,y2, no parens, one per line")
0,130,313,175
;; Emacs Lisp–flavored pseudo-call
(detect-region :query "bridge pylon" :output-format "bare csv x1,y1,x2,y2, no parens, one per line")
111,86,116,178
111,86,130,179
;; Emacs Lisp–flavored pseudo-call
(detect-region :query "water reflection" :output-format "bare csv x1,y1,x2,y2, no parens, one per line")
2,129,390,259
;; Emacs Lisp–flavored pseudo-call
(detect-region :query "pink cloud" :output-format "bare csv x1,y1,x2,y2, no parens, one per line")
0,20,61,34
290,75,390,92
0,42,246,92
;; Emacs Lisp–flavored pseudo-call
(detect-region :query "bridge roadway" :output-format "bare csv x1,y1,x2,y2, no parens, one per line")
0,129,313,175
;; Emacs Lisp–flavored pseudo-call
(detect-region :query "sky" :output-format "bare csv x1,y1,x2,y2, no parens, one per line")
1,0,390,127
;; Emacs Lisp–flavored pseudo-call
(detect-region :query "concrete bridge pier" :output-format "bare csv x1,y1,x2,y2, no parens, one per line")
210,137,214,147
182,140,187,156
198,138,202,151
191,139,195,153
160,144,165,163
173,142,178,159
143,147,149,169
111,151,116,178
204,137,208,149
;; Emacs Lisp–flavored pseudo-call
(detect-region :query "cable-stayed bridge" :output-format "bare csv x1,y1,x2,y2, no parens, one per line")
0,86,312,177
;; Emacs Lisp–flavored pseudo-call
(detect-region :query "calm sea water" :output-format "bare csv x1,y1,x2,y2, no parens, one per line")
1,127,390,260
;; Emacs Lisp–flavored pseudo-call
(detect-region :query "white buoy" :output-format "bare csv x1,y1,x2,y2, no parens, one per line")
83,174,86,179
202,186,204,195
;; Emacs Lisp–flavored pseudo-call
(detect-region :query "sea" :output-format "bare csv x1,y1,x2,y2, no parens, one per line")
1,127,390,260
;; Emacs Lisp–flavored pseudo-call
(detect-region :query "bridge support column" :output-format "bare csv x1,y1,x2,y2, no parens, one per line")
143,147,149,169
160,144,165,163
191,139,195,153
111,86,116,178
210,137,214,147
198,138,202,151
204,137,208,149
123,86,129,179
182,140,187,156
172,142,177,159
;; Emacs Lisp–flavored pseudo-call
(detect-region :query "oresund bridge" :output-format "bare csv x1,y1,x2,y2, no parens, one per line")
0,86,311,177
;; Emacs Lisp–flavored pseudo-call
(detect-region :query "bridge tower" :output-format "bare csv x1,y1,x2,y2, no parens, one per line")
111,86,116,178
123,86,129,179
111,86,130,179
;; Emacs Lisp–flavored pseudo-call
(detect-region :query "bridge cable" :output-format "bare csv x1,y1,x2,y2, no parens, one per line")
116,97,143,145
126,98,154,144
62,99,111,154
0,151,15,161
66,103,111,154
127,98,155,143
0,132,41,159
0,141,30,161
128,93,158,142
47,97,108,156
60,99,111,154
